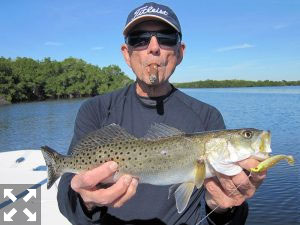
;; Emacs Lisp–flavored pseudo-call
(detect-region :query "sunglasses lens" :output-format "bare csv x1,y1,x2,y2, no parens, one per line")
127,31,180,49
127,36,150,47
157,33,179,46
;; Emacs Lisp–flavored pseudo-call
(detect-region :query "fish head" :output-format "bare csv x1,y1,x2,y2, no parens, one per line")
250,129,272,160
225,129,272,161
203,129,272,176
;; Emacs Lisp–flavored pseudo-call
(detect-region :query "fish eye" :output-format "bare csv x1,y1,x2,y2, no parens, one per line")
242,130,253,139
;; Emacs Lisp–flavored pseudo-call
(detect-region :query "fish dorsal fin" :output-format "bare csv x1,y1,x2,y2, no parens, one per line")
71,124,136,154
143,123,184,140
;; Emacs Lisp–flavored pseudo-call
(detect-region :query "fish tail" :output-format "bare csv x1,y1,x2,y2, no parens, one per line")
287,155,295,165
41,145,64,189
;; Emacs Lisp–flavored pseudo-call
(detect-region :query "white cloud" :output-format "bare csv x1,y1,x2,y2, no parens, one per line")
45,41,63,46
273,23,289,30
188,62,255,73
91,46,104,51
216,43,254,52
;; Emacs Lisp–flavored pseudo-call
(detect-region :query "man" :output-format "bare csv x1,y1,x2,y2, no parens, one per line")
57,2,266,225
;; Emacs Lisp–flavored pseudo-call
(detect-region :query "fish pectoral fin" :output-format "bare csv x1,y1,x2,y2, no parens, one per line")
173,182,195,214
195,160,206,189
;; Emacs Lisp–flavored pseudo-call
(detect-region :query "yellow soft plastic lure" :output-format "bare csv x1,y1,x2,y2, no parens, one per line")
250,154,295,173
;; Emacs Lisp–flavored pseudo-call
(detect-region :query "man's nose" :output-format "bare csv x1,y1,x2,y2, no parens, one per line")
147,36,160,55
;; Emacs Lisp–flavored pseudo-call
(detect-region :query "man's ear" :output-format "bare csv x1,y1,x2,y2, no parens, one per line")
121,44,132,68
176,42,186,65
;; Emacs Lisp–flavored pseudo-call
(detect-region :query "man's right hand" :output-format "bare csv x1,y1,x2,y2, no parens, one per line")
70,161,138,210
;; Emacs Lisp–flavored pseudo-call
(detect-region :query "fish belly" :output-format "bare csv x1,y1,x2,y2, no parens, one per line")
137,166,195,185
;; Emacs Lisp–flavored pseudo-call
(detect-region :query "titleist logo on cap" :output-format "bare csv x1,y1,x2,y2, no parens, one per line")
123,2,182,36
133,6,168,19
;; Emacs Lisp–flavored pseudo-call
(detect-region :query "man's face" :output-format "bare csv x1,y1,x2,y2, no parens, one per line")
121,21,185,87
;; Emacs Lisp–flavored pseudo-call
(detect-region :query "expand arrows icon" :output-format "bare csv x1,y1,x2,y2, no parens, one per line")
23,208,36,221
2,187,38,223
3,189,17,202
3,188,36,202
23,189,36,202
3,208,17,221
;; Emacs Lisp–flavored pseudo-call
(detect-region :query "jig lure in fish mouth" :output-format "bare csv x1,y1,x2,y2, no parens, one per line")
250,154,295,173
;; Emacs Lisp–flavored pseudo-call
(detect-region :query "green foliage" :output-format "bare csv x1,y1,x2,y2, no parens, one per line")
174,79,300,89
1,56,299,104
0,57,133,103
0,57,15,102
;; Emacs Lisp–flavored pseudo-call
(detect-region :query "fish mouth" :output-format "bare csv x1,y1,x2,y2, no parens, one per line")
251,130,272,158
259,130,271,153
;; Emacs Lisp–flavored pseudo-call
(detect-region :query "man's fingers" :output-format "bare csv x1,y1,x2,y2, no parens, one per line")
238,158,267,187
80,175,133,206
204,177,234,209
231,170,255,198
238,158,259,170
71,161,118,190
205,159,268,212
112,178,138,208
215,172,245,206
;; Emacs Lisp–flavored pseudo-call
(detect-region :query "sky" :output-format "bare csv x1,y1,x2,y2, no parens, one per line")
1,0,299,82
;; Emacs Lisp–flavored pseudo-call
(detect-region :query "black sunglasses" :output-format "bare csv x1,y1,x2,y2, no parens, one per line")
125,30,181,49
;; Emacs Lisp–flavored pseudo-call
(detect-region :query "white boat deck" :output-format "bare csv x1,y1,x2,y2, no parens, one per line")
0,150,70,224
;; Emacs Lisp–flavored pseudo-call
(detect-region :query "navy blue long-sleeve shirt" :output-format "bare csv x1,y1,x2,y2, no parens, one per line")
57,83,248,225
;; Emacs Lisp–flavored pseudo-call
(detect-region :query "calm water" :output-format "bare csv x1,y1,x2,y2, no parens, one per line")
0,86,299,225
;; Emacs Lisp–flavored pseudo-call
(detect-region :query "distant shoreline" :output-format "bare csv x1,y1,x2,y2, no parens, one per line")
1,83,299,106
173,79,300,89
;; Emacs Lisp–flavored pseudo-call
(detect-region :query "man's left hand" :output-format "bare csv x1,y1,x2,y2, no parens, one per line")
204,158,267,213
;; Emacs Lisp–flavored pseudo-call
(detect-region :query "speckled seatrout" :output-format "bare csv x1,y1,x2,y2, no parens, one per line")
41,123,294,213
